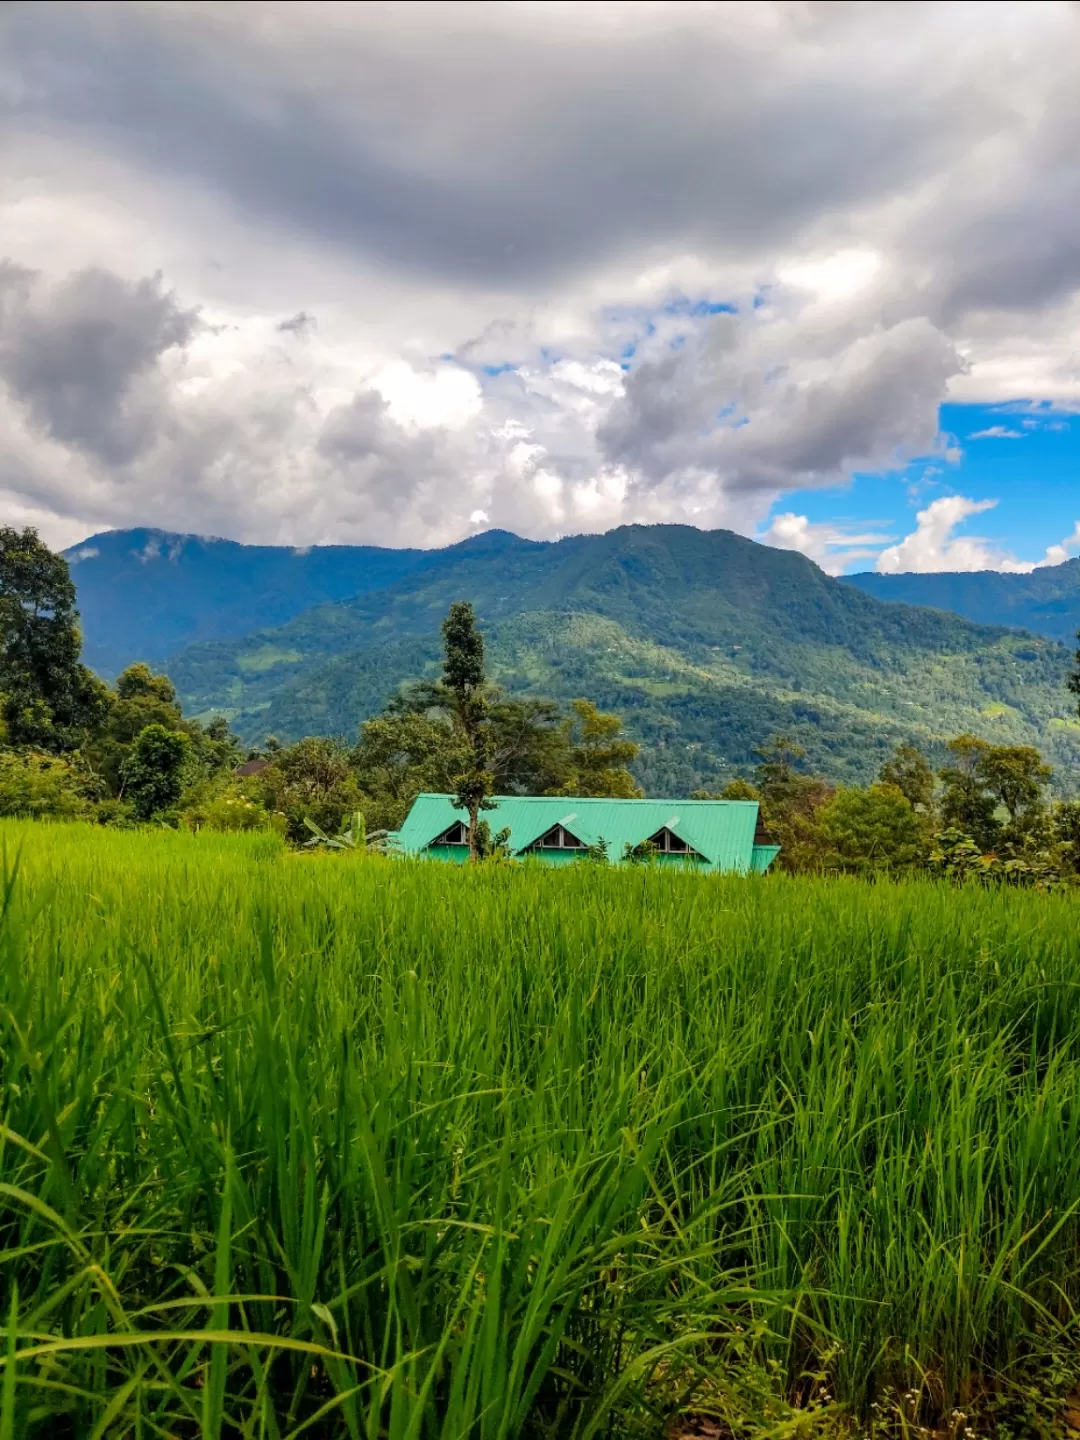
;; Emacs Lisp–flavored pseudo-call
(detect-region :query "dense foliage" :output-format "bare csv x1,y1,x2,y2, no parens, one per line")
4,824,1080,1436
697,732,1080,885
0,526,107,749
0,530,646,838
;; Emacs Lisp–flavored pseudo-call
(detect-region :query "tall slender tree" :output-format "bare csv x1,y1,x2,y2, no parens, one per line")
441,601,494,860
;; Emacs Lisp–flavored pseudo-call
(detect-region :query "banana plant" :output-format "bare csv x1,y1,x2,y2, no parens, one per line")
303,810,366,850
303,811,397,854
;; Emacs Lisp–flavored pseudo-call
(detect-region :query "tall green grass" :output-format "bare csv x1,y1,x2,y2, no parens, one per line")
2,820,1080,1437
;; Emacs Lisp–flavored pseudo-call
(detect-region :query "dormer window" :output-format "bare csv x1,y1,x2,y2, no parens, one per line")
432,821,469,846
532,824,586,851
647,827,696,855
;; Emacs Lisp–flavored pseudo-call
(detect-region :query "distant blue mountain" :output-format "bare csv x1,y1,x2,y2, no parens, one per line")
64,528,443,678
842,562,1080,645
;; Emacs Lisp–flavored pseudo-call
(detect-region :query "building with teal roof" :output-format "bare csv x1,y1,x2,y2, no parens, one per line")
392,794,780,874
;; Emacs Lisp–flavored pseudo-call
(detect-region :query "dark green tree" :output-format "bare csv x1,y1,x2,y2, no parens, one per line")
85,661,238,799
754,735,808,806
352,709,468,831
198,714,244,774
976,743,1051,852
977,744,1051,826
938,734,1051,855
260,736,363,844
489,696,571,795
100,663,183,746
354,685,642,832
879,743,934,814
819,783,925,874
938,734,1000,852
1053,800,1080,873
753,735,835,873
441,601,494,860
0,526,106,749
704,778,760,802
120,723,192,820
1067,628,1080,715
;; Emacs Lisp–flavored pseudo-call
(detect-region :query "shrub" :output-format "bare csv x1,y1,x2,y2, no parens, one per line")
0,750,96,819
259,737,364,844
183,781,284,834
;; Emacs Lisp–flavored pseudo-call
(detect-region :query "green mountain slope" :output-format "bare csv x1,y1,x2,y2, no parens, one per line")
64,526,442,678
842,561,1080,644
164,525,1080,791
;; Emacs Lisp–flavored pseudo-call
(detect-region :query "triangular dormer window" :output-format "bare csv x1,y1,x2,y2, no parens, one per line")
530,824,587,851
431,821,469,846
646,827,698,856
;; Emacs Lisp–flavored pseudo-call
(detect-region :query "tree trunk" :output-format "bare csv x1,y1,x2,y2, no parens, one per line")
467,798,480,862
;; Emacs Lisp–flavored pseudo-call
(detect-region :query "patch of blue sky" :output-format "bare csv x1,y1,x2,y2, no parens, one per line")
660,296,738,317
768,401,1079,573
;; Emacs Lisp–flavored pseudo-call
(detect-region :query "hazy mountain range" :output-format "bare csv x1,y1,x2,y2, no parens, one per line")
65,526,1080,793
843,564,1080,645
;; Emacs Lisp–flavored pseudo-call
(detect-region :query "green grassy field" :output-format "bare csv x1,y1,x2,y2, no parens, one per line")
3,822,1080,1438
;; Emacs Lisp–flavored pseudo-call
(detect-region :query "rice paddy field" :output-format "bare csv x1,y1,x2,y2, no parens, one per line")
3,821,1080,1439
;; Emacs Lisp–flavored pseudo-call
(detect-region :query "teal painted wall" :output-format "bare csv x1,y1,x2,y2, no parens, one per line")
426,845,470,865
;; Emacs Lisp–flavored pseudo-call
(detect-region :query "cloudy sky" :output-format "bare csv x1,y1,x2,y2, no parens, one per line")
2,0,1079,573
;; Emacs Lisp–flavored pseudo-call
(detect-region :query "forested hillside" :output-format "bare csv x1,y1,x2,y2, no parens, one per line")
64,527,435,677
146,525,1079,792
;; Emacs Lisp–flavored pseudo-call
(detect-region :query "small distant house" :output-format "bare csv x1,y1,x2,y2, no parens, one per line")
392,795,780,874
234,758,270,777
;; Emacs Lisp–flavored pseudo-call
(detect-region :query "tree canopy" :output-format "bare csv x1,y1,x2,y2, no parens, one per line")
0,526,107,749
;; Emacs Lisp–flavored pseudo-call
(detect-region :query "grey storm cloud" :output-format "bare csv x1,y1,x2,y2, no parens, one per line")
277,311,316,338
317,390,463,523
600,314,963,493
1,1,1027,295
2,1,1080,552
0,263,199,465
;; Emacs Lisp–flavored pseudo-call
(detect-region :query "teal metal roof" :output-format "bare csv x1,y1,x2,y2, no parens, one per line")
395,794,775,874
750,843,781,874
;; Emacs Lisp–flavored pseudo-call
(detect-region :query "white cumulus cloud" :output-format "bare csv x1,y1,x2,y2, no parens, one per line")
1039,522,1080,569
758,513,893,575
875,497,1080,575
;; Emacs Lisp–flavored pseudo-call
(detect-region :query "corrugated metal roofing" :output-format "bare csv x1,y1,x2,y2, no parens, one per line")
395,794,776,874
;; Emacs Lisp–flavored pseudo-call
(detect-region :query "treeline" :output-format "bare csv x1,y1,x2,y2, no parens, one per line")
717,733,1080,885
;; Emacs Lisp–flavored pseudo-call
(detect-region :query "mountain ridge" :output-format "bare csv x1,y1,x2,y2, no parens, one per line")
65,523,1080,793
843,561,1080,644
63,526,436,677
